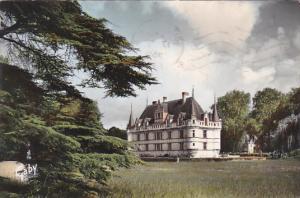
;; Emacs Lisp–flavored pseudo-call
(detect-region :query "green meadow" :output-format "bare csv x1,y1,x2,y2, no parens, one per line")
107,160,300,198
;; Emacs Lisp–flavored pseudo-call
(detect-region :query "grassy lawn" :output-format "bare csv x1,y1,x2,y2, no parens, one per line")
107,159,300,198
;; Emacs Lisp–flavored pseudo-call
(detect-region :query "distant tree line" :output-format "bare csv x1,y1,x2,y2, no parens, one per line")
217,87,300,153
108,127,127,140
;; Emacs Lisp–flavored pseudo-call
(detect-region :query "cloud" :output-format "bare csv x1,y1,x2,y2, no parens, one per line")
248,1,300,58
161,1,260,50
80,1,105,16
241,66,275,84
79,1,196,45
240,24,300,92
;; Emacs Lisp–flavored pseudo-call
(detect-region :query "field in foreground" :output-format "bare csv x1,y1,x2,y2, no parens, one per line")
107,159,300,198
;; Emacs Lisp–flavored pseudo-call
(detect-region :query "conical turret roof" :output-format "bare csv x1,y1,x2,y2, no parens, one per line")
212,95,219,122
127,104,134,129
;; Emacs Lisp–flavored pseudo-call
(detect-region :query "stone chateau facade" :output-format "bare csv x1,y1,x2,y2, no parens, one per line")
127,91,222,158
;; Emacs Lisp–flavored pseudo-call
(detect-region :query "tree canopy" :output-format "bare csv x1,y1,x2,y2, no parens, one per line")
108,127,127,140
0,1,157,97
217,90,250,152
252,88,284,125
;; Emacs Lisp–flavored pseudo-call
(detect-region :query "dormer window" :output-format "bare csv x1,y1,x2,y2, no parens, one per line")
168,115,174,124
155,112,163,120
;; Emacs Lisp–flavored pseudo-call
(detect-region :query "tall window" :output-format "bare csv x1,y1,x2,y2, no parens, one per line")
192,130,195,137
137,134,140,141
168,143,172,150
203,142,207,150
203,130,207,138
157,112,162,119
193,120,195,124
168,131,172,139
156,132,162,140
180,142,184,150
145,133,148,141
156,144,161,151
180,130,184,138
145,144,148,151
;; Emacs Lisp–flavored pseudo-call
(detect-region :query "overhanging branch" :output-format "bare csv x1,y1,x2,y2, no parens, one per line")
0,22,20,38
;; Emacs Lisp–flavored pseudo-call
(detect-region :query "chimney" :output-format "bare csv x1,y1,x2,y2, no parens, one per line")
182,92,189,104
152,101,157,105
163,97,167,102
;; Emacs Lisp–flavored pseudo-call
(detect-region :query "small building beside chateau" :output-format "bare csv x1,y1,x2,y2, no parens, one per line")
127,91,222,158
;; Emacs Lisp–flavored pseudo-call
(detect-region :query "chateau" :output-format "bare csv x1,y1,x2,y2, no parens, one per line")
127,91,222,158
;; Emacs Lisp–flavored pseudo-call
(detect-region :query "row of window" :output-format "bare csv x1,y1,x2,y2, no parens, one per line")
136,130,207,141
139,122,220,129
136,118,220,129
138,142,207,151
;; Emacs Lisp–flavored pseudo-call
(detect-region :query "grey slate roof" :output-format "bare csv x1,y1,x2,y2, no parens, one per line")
139,97,204,123
212,103,220,121
127,104,134,129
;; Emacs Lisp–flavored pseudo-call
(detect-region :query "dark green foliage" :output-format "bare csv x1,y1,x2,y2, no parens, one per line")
251,88,284,146
252,88,284,122
0,1,157,98
0,64,44,105
290,87,300,114
0,177,30,195
244,118,260,137
0,63,139,197
217,90,250,120
108,127,127,140
76,135,128,154
53,125,104,136
217,90,250,152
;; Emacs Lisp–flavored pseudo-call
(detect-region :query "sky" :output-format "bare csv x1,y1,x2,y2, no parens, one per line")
77,1,300,129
